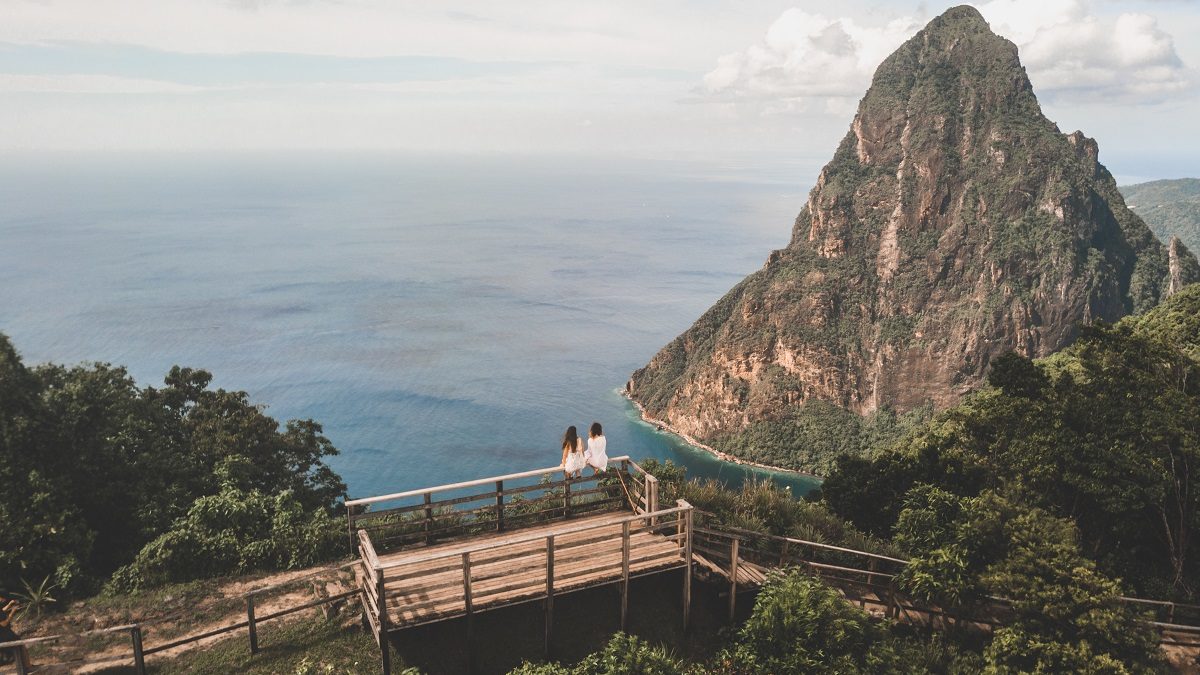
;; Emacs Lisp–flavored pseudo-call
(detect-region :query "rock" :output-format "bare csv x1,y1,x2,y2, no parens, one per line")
628,5,1199,473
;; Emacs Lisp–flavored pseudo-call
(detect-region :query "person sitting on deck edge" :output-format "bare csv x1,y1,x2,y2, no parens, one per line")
585,421,608,475
561,425,586,479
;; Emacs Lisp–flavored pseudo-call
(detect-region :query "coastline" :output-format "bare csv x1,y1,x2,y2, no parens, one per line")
620,390,823,481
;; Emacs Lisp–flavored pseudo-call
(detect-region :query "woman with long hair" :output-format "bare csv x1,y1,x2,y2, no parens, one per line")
561,425,586,478
584,421,608,474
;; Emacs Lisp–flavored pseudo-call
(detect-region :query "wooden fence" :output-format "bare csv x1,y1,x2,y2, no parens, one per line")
690,516,1200,647
344,456,658,553
0,563,362,674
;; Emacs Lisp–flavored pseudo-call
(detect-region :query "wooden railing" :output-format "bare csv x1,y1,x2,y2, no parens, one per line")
691,519,1200,646
345,456,655,553
0,563,362,675
356,496,693,674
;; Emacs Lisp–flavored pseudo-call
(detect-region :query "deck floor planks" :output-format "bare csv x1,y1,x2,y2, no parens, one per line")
369,511,687,629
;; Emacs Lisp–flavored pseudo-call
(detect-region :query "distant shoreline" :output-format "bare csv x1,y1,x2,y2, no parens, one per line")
620,389,823,481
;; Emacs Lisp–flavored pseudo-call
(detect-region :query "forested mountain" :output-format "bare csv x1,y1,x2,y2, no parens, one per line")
1122,178,1200,255
627,6,1199,474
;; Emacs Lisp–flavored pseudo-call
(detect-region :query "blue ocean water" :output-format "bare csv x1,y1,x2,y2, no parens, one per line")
0,153,821,498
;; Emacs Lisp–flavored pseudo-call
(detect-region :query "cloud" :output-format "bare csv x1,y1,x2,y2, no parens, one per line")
0,73,206,94
700,0,1191,112
700,10,921,109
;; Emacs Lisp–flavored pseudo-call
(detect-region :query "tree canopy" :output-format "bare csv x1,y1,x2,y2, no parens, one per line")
0,335,346,595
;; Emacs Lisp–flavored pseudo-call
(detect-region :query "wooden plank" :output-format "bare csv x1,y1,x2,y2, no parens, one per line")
379,512,635,573
377,505,691,571
384,537,680,616
384,542,683,624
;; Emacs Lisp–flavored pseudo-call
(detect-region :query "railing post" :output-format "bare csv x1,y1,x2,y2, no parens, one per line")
347,508,356,553
423,492,433,545
682,502,693,634
780,540,789,566
648,476,659,525
247,594,259,654
729,537,739,621
545,535,555,656
621,521,631,631
131,625,146,675
887,578,897,619
563,477,571,518
15,649,28,675
496,480,505,532
377,566,390,675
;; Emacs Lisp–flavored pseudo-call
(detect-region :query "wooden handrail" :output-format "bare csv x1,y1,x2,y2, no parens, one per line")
1120,596,1200,612
694,520,908,565
375,500,693,571
346,456,634,507
358,529,381,571
0,623,138,649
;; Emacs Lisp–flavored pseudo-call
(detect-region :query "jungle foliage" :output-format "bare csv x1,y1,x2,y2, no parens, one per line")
0,335,347,596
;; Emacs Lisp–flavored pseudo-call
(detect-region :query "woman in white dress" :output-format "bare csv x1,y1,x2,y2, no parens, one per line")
584,421,608,474
561,425,586,478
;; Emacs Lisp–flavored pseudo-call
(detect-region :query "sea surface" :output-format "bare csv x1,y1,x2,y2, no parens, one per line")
0,152,822,498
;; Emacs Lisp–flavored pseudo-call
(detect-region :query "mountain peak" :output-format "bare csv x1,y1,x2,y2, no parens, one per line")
628,8,1199,474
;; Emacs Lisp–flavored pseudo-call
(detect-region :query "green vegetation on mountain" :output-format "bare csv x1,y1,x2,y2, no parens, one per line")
823,282,1200,600
1122,178,1200,254
628,5,1199,475
0,333,346,597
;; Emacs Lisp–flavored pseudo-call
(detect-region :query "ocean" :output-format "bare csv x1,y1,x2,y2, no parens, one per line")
0,152,822,498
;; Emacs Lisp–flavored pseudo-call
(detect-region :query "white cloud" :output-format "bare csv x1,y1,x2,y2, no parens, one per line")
0,74,206,94
701,0,1191,111
700,10,922,107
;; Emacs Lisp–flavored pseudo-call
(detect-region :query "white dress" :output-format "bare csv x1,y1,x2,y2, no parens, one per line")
585,435,608,471
563,439,587,474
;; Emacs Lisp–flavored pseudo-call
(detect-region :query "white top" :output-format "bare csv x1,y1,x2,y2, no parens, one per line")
564,439,586,473
585,435,608,469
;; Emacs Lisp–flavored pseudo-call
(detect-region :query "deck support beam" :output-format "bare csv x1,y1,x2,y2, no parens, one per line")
545,535,555,656
462,552,474,673
728,537,739,621
683,505,693,634
620,521,631,631
377,566,390,675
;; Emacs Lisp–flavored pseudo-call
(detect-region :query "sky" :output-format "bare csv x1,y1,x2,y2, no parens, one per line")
1,0,1198,181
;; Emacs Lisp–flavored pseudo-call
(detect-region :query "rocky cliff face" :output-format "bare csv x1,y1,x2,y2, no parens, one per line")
628,6,1199,472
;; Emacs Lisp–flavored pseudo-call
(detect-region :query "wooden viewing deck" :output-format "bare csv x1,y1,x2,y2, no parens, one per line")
345,457,693,674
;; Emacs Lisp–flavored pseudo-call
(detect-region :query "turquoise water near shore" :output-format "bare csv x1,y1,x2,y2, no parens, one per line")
0,153,821,498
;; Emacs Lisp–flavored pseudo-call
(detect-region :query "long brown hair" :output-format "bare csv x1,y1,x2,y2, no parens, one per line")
562,425,579,452
589,422,603,438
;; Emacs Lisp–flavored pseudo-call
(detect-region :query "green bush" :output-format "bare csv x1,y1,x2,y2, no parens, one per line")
108,483,343,591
